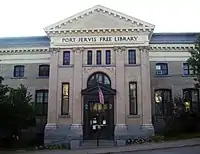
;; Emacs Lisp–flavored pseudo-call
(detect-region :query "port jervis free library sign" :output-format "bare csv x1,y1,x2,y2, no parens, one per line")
53,35,146,45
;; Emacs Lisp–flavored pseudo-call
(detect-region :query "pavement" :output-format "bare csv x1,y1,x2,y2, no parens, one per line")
1,138,200,154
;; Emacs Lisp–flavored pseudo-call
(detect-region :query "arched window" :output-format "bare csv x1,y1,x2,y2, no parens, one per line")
87,72,111,88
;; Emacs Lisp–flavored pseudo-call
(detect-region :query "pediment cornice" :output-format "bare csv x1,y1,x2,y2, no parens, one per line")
44,5,155,35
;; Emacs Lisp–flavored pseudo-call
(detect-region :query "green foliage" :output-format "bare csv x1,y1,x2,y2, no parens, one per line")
187,35,200,87
0,77,36,137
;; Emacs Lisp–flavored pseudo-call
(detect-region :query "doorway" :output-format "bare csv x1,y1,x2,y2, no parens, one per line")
81,72,116,140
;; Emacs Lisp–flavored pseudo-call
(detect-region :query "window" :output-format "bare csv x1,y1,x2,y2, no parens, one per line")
63,51,70,65
183,88,199,113
61,83,69,115
96,50,102,65
87,50,92,65
156,63,168,75
129,82,137,115
35,90,48,116
39,65,49,77
105,50,111,65
128,50,136,64
154,89,172,115
183,63,195,75
87,72,111,88
14,65,24,77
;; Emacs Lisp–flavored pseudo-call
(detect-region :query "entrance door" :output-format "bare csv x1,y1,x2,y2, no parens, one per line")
83,95,114,140
88,101,109,140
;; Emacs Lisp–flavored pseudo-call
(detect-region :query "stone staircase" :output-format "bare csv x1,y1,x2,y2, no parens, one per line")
80,140,115,149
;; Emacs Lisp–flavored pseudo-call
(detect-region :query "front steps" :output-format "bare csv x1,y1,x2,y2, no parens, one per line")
80,140,115,149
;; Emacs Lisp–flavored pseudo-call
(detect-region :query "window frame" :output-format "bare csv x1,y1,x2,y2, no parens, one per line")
155,63,168,76
183,63,195,76
35,89,48,116
38,64,50,77
87,50,93,65
183,88,199,113
63,51,70,65
129,81,138,115
105,50,111,65
61,82,70,115
128,50,136,64
87,72,111,88
96,50,102,65
154,89,172,116
13,65,25,77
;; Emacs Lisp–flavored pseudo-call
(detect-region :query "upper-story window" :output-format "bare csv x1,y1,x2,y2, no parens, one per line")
87,50,92,65
105,50,111,65
63,51,70,65
155,63,168,76
14,65,24,77
183,63,195,75
128,50,136,64
39,65,50,77
96,50,102,65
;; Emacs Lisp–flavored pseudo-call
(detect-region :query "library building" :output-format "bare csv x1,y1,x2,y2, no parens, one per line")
0,5,199,149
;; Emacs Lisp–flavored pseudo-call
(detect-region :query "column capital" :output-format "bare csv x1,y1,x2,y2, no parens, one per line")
138,46,150,52
49,47,60,54
113,46,126,52
72,47,84,53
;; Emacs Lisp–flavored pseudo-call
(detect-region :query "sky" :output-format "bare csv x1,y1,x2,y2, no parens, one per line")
0,0,199,37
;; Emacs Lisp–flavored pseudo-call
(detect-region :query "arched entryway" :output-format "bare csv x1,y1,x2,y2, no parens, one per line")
82,72,116,140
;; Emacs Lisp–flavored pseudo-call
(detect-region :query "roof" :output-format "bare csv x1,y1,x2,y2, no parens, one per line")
150,33,200,44
0,33,199,48
0,36,50,48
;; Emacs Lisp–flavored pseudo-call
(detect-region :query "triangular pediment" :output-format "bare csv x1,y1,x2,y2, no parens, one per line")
81,84,116,95
44,5,155,32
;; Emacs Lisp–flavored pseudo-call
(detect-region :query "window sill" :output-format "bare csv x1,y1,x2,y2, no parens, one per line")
83,64,115,67
10,77,27,79
59,114,71,118
58,64,74,68
154,75,170,77
127,115,140,118
124,64,140,67
181,75,195,77
36,76,49,79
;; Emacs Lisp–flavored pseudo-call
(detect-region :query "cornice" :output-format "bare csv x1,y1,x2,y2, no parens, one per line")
46,27,154,35
149,44,195,51
0,47,49,53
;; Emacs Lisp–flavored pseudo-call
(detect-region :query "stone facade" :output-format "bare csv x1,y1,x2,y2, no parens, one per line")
0,5,199,149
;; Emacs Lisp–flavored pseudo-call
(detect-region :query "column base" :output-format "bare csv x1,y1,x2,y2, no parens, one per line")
69,124,83,150
114,124,128,146
141,124,155,136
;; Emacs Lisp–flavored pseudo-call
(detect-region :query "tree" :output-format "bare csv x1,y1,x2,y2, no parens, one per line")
187,35,200,88
0,77,36,138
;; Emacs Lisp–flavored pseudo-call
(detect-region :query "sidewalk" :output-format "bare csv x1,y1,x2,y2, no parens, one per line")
2,138,200,154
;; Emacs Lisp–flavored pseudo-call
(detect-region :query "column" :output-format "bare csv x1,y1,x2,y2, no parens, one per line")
45,48,59,129
140,47,154,135
70,47,84,149
114,46,128,145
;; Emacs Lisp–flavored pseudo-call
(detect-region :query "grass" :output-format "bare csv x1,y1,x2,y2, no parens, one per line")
164,132,200,141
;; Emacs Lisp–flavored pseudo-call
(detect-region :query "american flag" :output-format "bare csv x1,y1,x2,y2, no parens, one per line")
98,86,104,104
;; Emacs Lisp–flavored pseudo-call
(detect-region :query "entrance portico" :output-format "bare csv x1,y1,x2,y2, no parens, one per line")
44,5,155,149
